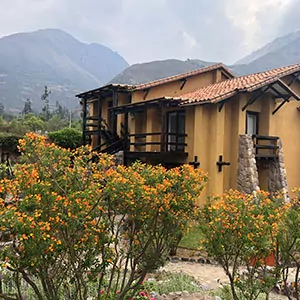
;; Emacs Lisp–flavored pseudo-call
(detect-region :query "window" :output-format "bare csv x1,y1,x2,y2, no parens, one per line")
167,111,186,152
246,111,259,135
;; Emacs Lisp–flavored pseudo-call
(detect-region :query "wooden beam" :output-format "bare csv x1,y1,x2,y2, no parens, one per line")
180,79,187,90
218,101,225,112
160,106,166,154
143,89,150,100
97,97,102,147
82,98,87,145
288,71,300,86
272,97,290,115
242,86,269,111
112,89,118,139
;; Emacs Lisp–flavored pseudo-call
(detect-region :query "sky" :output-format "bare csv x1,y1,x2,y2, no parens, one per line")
0,0,299,65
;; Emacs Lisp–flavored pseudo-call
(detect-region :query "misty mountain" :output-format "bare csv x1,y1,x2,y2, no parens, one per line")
0,29,128,111
111,31,300,85
110,59,216,84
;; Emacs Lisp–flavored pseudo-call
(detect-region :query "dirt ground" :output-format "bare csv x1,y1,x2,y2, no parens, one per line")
156,248,293,300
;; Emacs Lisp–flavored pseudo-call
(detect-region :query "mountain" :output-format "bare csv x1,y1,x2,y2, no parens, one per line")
111,31,300,85
110,59,216,84
0,29,129,111
235,31,300,65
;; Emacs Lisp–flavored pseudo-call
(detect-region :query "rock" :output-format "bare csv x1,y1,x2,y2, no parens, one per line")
200,284,210,291
181,257,189,262
171,257,180,262
197,258,205,264
215,296,222,300
150,291,159,299
182,291,190,297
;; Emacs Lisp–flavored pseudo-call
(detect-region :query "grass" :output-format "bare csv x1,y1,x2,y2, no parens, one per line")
179,226,203,250
144,271,202,295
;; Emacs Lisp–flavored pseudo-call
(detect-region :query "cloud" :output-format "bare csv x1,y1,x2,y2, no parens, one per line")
277,0,300,36
0,0,298,64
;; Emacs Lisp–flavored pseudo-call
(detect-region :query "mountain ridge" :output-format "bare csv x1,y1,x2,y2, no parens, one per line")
0,28,129,111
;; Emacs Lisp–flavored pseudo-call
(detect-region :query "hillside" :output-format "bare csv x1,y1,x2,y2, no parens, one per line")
110,59,216,84
110,31,300,85
0,29,129,111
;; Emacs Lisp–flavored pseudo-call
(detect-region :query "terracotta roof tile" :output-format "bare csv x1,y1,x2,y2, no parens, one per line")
133,63,234,91
179,63,300,104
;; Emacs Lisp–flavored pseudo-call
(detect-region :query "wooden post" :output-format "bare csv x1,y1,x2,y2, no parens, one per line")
97,97,102,147
160,105,166,153
82,98,87,145
112,89,118,139
124,112,129,150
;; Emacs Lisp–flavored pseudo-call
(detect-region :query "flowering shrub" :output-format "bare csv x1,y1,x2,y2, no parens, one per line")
277,189,300,299
0,133,208,300
199,190,288,300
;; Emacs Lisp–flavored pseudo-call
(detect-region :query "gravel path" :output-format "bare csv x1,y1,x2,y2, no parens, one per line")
160,261,289,300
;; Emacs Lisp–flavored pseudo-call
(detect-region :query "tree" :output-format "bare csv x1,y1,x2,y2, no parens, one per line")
54,101,69,120
41,85,51,121
22,98,33,115
48,127,82,149
0,102,5,116
44,115,67,132
0,133,208,299
22,114,44,132
199,190,287,300
277,192,300,300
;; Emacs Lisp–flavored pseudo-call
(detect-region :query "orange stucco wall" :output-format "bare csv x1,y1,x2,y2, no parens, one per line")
87,70,300,202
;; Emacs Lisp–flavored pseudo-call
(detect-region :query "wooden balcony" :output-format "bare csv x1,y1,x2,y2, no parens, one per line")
126,132,188,159
253,135,279,160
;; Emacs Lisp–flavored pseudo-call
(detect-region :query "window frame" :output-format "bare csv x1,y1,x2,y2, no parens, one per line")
245,111,259,135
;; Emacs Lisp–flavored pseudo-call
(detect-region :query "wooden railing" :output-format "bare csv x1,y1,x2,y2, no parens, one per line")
127,132,187,153
253,135,279,159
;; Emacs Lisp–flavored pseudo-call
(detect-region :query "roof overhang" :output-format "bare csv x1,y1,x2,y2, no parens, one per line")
111,97,181,114
76,83,134,99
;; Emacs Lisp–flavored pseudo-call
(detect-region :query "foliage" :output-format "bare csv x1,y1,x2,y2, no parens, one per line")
144,272,201,295
22,114,44,132
48,127,82,149
0,133,207,300
0,133,22,152
199,190,287,300
54,101,70,120
277,190,300,300
44,115,68,132
22,98,33,115
40,85,51,121
179,224,203,250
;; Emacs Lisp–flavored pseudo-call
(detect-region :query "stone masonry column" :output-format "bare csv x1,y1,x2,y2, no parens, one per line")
268,138,289,201
238,135,260,194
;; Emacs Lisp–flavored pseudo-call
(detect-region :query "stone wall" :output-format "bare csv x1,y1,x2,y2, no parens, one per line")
238,135,260,194
238,135,289,201
268,139,289,201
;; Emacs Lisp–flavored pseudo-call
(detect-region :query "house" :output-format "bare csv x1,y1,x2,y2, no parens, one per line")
76,63,300,203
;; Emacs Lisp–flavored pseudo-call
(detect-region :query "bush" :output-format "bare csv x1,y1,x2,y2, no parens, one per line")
0,133,22,152
199,190,287,300
48,127,82,149
0,133,208,300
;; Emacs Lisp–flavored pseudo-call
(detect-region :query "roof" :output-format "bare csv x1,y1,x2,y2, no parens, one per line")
179,63,300,105
76,63,234,98
133,63,234,91
76,83,134,98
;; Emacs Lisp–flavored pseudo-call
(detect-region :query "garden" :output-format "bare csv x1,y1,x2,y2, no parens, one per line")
0,133,299,300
